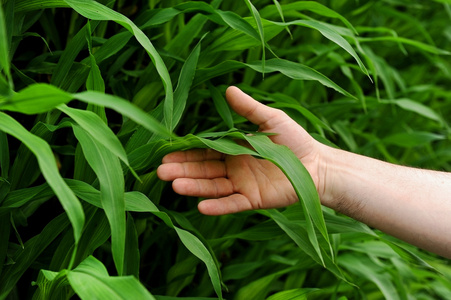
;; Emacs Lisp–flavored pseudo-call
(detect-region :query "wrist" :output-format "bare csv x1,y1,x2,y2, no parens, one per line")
315,144,347,208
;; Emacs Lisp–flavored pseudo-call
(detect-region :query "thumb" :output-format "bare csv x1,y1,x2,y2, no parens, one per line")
226,86,280,128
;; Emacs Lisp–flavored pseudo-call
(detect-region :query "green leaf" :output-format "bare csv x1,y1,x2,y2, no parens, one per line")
0,130,9,178
271,19,368,76
73,125,126,276
0,216,10,276
390,98,443,123
71,183,223,300
0,84,72,114
208,83,234,129
243,135,329,263
195,59,355,99
73,91,174,138
86,54,105,93
51,21,99,89
58,105,136,177
15,0,69,12
63,0,174,132
266,288,320,300
244,0,266,74
261,1,358,34
358,36,451,55
271,0,293,38
264,210,347,283
339,254,399,300
172,34,203,129
124,214,140,278
0,112,84,243
0,3,12,87
0,213,70,298
383,132,445,147
67,256,156,300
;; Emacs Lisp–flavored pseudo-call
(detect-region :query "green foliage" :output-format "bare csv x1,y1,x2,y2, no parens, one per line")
0,0,450,299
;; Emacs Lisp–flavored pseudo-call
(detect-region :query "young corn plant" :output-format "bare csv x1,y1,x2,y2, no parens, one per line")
0,0,451,299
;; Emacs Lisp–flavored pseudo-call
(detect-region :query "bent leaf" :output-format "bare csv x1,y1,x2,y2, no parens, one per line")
0,112,84,243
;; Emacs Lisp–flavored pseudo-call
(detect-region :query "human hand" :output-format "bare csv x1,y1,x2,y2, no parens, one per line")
157,86,326,215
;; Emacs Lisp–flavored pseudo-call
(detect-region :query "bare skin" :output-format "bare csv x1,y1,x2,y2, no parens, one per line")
157,86,451,258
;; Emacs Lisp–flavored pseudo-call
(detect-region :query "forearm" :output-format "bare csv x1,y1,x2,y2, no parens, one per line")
319,145,451,258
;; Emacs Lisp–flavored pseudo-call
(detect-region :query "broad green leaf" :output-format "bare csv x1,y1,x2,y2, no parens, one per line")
58,105,136,177
204,17,283,55
0,112,84,242
383,132,445,147
67,256,155,300
244,0,266,74
358,36,451,55
0,177,9,205
142,3,261,43
270,101,333,132
261,1,358,34
0,213,70,298
270,19,368,76
51,21,100,89
0,217,9,276
172,34,203,129
332,121,358,152
63,0,174,132
243,135,329,262
0,130,9,177
1,183,53,210
73,91,174,138
266,288,320,300
0,3,11,86
271,0,293,38
33,269,70,300
154,297,218,300
66,177,223,298
0,84,72,114
235,269,285,300
208,83,234,129
381,240,436,272
195,59,355,99
265,210,348,283
339,254,399,300
15,0,69,12
222,261,267,281
73,125,126,276
86,53,105,93
218,220,284,241
124,214,140,278
66,179,158,213
388,98,443,123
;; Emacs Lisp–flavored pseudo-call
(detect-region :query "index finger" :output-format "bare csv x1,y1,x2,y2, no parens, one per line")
162,148,225,163
226,86,282,129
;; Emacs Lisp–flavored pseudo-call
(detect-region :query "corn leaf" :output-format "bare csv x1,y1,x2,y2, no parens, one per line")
0,3,11,86
0,213,70,299
68,180,224,299
73,91,174,138
244,0,267,74
67,256,155,300
271,19,368,76
0,112,84,242
58,105,135,176
243,135,329,264
172,35,203,129
195,59,355,99
0,84,72,114
72,125,126,276
63,0,174,132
